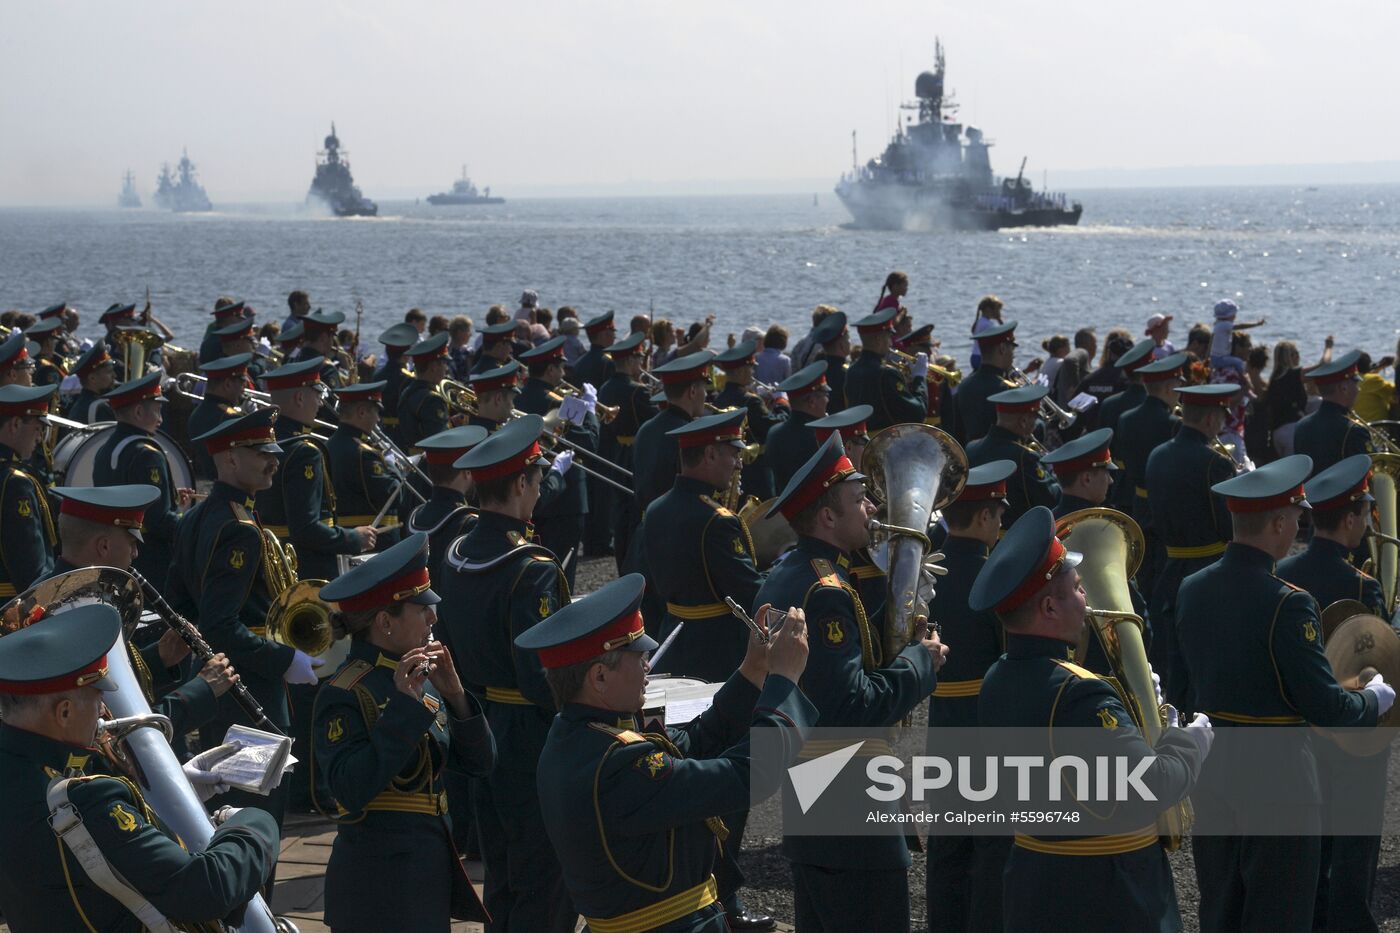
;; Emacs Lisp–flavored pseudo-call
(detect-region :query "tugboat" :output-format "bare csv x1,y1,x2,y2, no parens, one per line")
152,150,212,212
834,40,1081,231
307,123,378,217
118,170,141,209
427,166,504,206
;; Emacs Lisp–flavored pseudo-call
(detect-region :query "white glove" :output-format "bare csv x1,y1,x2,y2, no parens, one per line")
1184,711,1214,758
211,805,243,826
60,373,82,393
1151,670,1163,708
550,449,575,477
581,382,598,411
911,352,930,381
557,396,589,427
1364,673,1396,716
284,649,324,685
183,745,237,803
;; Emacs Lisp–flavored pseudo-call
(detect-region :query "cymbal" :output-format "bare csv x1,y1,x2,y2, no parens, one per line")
1320,599,1371,643
1323,613,1400,756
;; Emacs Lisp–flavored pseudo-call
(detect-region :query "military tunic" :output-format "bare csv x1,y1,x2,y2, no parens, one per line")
1175,543,1380,933
765,410,820,495
0,724,279,932
1292,399,1373,476
967,425,1061,526
254,418,362,583
198,323,224,364
714,381,785,502
32,353,65,388
0,441,56,599
813,352,848,411
924,535,1011,933
397,378,451,451
951,363,1011,444
979,634,1205,933
538,674,815,933
92,423,181,583
516,377,599,586
753,535,937,929
436,510,577,933
373,355,410,444
597,372,657,562
646,476,765,681
1117,395,1179,605
313,641,495,931
408,486,479,593
63,389,114,426
843,349,927,432
1145,426,1235,698
1095,383,1146,510
327,423,403,547
572,344,615,391
187,395,243,481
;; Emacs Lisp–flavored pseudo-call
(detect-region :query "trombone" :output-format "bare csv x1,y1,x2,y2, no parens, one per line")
557,380,620,423
509,406,635,492
1008,367,1078,431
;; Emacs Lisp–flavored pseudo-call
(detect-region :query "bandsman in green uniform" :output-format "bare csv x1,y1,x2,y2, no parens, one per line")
92,372,192,587
572,310,618,388
1145,383,1238,698
972,506,1212,933
409,426,488,590
436,415,578,933
397,332,453,450
468,359,525,433
314,533,493,932
198,298,251,363
187,352,252,482
966,384,1061,526
923,459,1015,933
211,314,262,385
1175,455,1393,933
521,573,816,933
843,306,927,431
809,310,851,411
62,343,117,425
297,309,348,424
1274,454,1390,933
471,320,519,376
1293,349,1373,476
1044,426,1117,519
25,317,67,387
328,380,403,548
0,385,59,598
714,339,788,502
951,320,1019,444
595,331,656,562
632,350,716,511
97,302,138,380
808,405,882,620
0,331,35,388
765,361,830,494
753,434,944,932
0,605,280,932
373,321,420,446
1094,337,1155,510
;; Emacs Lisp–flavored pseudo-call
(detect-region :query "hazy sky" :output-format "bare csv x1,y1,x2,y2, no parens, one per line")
3,0,1398,205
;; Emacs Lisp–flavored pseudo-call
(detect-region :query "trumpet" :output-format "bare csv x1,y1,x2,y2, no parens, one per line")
437,378,478,416
1008,367,1077,431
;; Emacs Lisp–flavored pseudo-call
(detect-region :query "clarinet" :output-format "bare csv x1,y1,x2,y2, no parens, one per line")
127,569,285,737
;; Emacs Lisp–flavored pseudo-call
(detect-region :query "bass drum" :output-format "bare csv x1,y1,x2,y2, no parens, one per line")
54,423,195,489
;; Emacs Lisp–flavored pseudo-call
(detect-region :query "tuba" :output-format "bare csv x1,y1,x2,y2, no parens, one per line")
0,571,292,933
864,424,968,662
1056,507,1192,849
740,496,797,569
261,529,344,676
112,325,164,380
1368,452,1400,615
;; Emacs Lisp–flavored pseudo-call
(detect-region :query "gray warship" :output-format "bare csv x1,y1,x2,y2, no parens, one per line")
835,41,1081,231
427,166,504,205
307,123,378,217
152,150,212,212
118,170,141,209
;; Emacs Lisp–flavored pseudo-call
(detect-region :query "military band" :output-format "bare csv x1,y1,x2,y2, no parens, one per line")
4,285,1400,933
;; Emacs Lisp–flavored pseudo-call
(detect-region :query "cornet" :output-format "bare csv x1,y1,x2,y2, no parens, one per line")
1008,367,1078,431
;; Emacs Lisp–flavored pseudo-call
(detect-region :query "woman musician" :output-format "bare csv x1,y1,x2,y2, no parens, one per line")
312,532,494,932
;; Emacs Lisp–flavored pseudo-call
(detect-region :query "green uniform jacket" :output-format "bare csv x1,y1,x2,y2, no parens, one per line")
926,535,1003,729
967,425,1061,526
93,422,181,583
327,423,403,546
843,350,927,431
254,418,361,583
951,363,1011,444
753,535,937,869
1293,400,1373,477
571,345,615,392
538,673,815,930
313,641,494,929
0,723,278,931
373,355,410,444
1277,537,1385,617
63,389,114,426
765,410,819,496
397,379,451,451
517,377,598,520
166,480,296,729
646,476,765,681
714,381,785,502
188,395,243,481
0,441,55,599
407,486,478,593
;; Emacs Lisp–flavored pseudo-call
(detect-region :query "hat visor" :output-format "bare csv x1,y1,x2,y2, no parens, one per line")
254,441,284,454
533,454,552,468
1063,549,1084,570
1297,497,1312,511
630,632,660,654
129,528,145,544
723,439,747,450
409,587,441,607
1103,461,1119,472
91,673,119,693
842,469,868,484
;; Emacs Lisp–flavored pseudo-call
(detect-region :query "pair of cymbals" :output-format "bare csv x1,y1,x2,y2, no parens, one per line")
1321,606,1400,756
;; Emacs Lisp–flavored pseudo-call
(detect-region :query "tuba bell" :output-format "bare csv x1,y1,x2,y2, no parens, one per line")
1055,507,1193,849
260,528,344,676
1368,452,1400,616
112,325,164,380
863,424,968,662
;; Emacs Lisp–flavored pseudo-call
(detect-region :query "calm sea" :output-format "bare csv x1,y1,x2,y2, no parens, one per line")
2,185,1397,368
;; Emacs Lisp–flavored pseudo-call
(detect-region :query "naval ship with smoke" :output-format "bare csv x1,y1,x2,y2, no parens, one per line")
118,170,141,209
307,123,378,217
153,150,212,212
835,41,1082,231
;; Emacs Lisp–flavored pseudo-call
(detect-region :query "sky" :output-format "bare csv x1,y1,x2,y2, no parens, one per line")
3,0,1399,205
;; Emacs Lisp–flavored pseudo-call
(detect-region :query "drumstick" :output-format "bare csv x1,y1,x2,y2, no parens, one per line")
369,481,402,530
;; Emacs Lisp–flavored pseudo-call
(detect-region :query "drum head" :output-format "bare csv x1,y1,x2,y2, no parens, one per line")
59,426,193,490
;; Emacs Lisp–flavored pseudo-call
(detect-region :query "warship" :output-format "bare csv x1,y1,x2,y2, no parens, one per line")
307,123,378,217
117,170,141,209
152,150,212,213
427,166,504,205
834,41,1081,231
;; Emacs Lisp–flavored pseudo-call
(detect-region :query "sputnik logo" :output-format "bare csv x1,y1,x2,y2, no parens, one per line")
787,742,864,814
